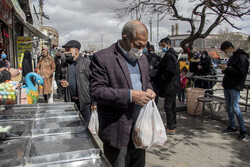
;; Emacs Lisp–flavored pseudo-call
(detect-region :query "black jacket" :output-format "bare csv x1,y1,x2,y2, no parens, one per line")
61,55,92,110
222,49,249,91
146,52,162,82
197,55,212,76
54,57,63,80
189,57,200,75
157,48,180,97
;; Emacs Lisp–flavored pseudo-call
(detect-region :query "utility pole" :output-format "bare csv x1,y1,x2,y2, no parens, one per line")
99,34,104,50
39,0,49,30
157,13,159,52
39,0,44,30
149,19,152,42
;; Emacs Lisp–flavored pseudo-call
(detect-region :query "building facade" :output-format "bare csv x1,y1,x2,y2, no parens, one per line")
41,26,59,49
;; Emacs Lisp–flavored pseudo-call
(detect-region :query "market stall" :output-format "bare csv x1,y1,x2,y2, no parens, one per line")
0,102,111,167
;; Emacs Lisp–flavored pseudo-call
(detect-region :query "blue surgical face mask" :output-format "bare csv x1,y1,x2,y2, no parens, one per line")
162,47,168,53
202,54,206,59
143,48,147,54
1,54,7,59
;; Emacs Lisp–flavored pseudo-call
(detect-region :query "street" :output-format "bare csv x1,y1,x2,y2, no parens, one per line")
51,95,250,167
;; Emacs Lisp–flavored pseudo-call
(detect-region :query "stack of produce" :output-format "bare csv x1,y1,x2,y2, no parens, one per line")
0,81,19,105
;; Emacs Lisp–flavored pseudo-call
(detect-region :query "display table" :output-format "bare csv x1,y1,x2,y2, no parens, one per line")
0,102,111,167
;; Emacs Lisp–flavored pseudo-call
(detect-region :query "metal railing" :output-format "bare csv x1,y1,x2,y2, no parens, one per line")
187,74,250,112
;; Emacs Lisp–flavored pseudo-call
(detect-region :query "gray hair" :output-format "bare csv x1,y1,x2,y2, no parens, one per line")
122,20,148,40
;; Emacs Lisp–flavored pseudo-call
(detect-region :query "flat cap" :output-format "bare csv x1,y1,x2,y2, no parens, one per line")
62,40,81,50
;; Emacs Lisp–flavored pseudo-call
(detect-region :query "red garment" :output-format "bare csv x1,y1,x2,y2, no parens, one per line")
180,74,188,89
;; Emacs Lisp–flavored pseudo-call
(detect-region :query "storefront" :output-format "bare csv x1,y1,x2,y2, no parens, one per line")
11,0,49,70
0,0,13,66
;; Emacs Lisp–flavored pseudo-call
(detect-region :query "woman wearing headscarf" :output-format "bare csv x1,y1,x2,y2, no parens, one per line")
22,50,34,84
0,49,10,68
37,48,56,103
197,50,212,89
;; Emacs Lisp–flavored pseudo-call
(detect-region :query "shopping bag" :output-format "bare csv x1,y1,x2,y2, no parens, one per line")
48,73,55,104
88,109,99,135
132,100,167,149
53,80,58,92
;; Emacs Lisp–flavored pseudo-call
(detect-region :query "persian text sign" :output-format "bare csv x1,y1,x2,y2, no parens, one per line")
17,37,32,70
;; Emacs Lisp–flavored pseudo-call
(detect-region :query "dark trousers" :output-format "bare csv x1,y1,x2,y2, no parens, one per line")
178,89,185,102
152,82,159,105
103,137,145,167
71,98,91,125
164,94,176,130
43,94,50,103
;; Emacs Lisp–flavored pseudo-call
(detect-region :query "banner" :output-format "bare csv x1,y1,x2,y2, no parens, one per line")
17,37,32,70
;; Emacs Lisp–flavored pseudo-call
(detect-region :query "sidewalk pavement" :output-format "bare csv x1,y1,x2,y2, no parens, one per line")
39,94,250,167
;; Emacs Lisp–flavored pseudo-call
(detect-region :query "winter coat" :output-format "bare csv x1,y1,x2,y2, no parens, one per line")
61,55,92,111
222,49,249,91
54,57,63,80
189,57,200,75
37,55,55,94
197,55,212,76
22,51,33,77
180,74,188,89
157,48,181,97
22,50,34,85
146,52,162,83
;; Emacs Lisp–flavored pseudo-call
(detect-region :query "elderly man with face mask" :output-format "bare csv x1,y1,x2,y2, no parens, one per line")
89,20,156,167
61,40,96,125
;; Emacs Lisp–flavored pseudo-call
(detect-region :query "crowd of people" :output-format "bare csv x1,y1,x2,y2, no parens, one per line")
0,20,249,167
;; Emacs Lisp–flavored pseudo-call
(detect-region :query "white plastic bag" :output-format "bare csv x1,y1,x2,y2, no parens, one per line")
48,73,55,104
88,109,99,135
132,100,167,149
53,80,58,92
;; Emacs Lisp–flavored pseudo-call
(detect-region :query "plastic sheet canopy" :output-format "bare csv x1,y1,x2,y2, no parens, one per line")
0,102,111,167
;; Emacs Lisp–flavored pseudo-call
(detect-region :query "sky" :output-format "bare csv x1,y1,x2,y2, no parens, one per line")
33,0,250,51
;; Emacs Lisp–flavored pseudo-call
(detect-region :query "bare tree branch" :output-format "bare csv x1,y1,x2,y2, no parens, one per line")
113,0,250,52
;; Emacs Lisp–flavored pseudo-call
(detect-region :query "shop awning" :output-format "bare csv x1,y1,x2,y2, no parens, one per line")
23,22,49,40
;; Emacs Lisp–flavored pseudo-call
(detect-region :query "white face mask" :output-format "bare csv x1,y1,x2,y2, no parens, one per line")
225,52,233,58
127,39,143,60
129,47,143,60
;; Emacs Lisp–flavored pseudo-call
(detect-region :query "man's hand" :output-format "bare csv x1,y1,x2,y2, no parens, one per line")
9,68,20,78
0,67,7,72
61,79,69,88
91,105,97,111
198,65,202,70
218,64,227,71
146,89,156,99
131,90,154,106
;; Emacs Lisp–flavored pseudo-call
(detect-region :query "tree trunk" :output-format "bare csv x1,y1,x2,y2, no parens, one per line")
180,39,194,62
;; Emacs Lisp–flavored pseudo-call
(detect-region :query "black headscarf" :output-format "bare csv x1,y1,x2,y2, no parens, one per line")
22,50,33,77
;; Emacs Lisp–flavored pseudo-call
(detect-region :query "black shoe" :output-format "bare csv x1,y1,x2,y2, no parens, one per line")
238,130,248,141
222,126,237,134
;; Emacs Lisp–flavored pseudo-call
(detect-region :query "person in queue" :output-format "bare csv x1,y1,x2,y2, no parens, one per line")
89,20,156,167
144,42,162,104
219,41,249,141
157,37,180,135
